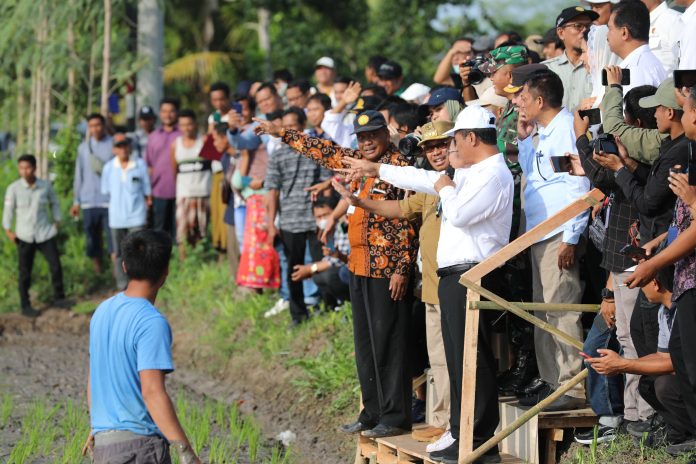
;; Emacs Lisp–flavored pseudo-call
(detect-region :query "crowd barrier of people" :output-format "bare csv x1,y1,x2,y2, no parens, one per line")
4,0,696,462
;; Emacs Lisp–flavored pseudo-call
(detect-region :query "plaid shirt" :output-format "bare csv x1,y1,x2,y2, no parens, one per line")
323,220,351,267
578,135,639,272
281,128,418,278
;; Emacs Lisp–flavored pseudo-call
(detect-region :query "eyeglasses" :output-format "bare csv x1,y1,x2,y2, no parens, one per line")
562,23,590,32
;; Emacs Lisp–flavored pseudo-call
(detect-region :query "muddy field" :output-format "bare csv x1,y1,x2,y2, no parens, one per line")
0,309,345,464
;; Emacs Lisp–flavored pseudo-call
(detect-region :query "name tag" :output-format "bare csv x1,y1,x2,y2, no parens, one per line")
347,192,359,215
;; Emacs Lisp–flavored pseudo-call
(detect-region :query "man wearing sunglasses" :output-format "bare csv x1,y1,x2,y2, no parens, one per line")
544,6,598,112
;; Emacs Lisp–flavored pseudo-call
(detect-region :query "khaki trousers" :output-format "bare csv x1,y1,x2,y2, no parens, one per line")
612,271,653,421
530,233,585,399
425,303,450,429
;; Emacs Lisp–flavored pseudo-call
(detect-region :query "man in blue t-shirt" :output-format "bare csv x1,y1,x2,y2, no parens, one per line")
85,229,200,464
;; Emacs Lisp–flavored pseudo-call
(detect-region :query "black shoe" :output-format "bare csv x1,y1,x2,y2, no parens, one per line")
339,420,373,434
626,414,664,438
21,306,41,318
442,449,501,464
638,424,688,449
498,350,538,396
667,437,696,456
544,394,585,412
412,398,426,423
361,423,405,438
515,377,547,397
429,440,458,461
517,383,553,408
574,425,618,445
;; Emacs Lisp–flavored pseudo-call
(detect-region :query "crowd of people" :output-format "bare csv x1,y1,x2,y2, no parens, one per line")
4,0,696,462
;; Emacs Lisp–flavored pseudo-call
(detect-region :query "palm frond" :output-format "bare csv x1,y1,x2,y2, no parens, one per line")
163,51,230,84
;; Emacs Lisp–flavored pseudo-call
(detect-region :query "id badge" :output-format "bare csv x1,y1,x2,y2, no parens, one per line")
347,192,359,215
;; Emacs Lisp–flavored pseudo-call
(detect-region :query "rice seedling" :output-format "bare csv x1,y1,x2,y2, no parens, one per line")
0,393,13,427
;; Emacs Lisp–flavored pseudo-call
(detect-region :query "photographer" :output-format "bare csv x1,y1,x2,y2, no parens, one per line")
433,38,475,89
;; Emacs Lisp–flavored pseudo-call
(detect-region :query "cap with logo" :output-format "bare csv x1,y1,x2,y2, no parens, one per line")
377,61,403,80
556,6,599,28
315,56,335,69
350,96,385,114
424,87,464,106
639,77,681,110
138,105,156,119
353,110,388,134
480,45,529,74
504,63,548,94
444,105,497,136
418,121,455,147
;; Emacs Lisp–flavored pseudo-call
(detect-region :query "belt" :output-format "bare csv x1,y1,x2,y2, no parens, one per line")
436,262,478,278
94,430,152,447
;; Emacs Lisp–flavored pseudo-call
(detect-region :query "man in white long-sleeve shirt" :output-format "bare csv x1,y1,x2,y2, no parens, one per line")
341,105,513,464
643,0,682,73
516,69,591,411
676,0,696,69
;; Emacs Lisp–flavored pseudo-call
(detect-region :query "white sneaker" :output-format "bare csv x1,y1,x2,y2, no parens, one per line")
264,299,289,318
426,430,454,453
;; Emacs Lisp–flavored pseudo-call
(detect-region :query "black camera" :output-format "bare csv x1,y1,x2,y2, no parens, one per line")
462,55,488,85
591,132,619,156
398,133,422,159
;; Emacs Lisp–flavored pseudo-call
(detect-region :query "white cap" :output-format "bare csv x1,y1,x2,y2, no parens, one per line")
444,105,497,136
582,0,619,4
400,83,432,104
466,86,509,109
315,56,335,69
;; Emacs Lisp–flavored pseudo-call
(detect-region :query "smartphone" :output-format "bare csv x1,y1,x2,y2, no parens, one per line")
620,244,648,261
445,166,455,179
674,69,696,89
689,142,696,186
595,135,619,156
579,108,601,125
579,352,592,360
550,156,572,173
231,102,243,114
601,68,631,86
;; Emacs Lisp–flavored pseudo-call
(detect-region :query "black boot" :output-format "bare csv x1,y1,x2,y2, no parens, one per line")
498,349,538,396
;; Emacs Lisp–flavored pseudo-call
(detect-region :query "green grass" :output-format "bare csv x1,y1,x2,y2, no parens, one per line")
568,426,696,464
159,253,360,416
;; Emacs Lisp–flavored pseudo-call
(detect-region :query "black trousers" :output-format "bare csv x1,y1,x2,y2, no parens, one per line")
312,265,350,308
669,288,696,433
438,272,499,444
630,290,661,358
152,197,176,239
647,374,695,437
17,237,64,309
280,229,323,322
351,273,412,430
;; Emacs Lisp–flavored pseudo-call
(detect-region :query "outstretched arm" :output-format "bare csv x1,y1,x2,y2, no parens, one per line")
332,179,404,219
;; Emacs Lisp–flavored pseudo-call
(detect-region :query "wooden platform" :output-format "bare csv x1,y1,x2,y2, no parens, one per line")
358,427,524,464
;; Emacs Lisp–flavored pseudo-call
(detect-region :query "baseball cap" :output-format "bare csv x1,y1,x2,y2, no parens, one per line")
350,96,384,113
535,28,560,45
556,6,599,28
424,87,464,106
113,137,132,147
582,0,619,3
480,45,529,74
377,61,403,80
639,77,680,110
418,121,455,147
138,105,156,119
352,110,387,134
504,63,548,93
400,83,431,104
444,105,497,136
315,56,335,69
466,86,510,108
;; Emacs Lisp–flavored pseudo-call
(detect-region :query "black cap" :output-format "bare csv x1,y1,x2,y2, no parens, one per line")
113,137,132,147
377,61,403,80
424,87,463,106
350,96,384,113
352,110,387,134
138,106,156,119
556,6,599,28
536,28,560,45
504,64,548,93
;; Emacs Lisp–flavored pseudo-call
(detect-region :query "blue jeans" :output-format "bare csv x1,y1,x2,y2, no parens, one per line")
303,243,320,306
234,206,246,253
275,240,290,301
585,312,624,419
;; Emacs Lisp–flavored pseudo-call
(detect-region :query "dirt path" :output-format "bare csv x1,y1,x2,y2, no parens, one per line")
0,309,345,464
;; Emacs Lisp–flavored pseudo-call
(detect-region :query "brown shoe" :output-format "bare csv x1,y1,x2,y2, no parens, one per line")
412,425,446,442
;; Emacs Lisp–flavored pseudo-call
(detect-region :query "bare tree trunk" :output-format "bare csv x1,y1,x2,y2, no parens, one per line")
87,25,97,115
137,0,164,109
203,0,219,52
100,0,112,116
41,74,51,177
257,7,272,80
66,0,77,129
16,64,25,151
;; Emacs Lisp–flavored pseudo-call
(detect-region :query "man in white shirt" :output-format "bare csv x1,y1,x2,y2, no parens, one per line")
643,0,682,73
516,69,591,411
340,106,514,464
607,0,667,93
675,0,696,69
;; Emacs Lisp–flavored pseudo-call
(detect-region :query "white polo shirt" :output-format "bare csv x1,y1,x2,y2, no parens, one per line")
678,1,696,70
648,2,682,73
619,44,667,94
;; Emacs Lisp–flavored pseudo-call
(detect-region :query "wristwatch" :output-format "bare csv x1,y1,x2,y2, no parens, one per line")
310,263,319,274
601,288,615,301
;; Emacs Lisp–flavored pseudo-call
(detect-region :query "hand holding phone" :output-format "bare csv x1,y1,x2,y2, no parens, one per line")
674,69,696,89
602,67,630,86
578,108,601,125
579,352,592,360
550,156,573,173
620,244,648,261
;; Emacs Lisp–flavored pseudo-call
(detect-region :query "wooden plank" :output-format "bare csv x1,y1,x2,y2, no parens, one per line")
461,278,583,351
543,429,558,464
460,369,589,464
458,283,482,461
471,301,600,312
460,188,604,284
